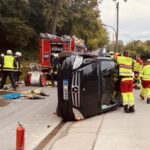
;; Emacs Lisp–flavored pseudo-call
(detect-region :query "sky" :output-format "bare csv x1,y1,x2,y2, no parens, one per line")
99,0,150,44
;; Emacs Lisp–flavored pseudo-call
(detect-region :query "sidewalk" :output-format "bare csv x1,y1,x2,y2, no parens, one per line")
48,90,150,150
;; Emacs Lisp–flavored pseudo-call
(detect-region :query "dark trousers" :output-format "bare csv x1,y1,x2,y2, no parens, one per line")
14,71,21,84
0,71,16,89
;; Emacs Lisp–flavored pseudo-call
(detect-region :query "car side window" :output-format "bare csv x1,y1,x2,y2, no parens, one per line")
100,60,116,109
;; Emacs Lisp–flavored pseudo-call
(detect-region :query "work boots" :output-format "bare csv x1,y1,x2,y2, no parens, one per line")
124,105,135,113
128,105,135,113
147,98,150,104
124,105,129,113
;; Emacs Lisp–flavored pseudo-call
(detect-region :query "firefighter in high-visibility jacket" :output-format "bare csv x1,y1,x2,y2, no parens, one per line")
133,56,143,89
140,59,150,104
0,49,17,90
117,50,135,113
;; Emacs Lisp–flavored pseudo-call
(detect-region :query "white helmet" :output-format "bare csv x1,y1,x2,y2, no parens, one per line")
54,53,59,58
19,52,22,57
6,49,12,55
15,51,22,57
0,53,4,57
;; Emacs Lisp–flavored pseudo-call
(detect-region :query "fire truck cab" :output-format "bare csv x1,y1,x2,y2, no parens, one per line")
39,33,63,73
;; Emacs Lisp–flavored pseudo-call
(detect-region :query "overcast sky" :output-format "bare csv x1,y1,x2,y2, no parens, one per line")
99,0,150,44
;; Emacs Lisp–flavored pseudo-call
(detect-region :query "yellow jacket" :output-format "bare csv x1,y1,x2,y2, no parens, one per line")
117,56,133,77
140,64,150,81
3,55,15,70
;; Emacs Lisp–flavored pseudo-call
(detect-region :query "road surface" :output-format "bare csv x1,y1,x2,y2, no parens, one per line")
0,85,61,150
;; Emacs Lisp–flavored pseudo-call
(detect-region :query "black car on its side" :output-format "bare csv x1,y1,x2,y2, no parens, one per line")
57,53,121,121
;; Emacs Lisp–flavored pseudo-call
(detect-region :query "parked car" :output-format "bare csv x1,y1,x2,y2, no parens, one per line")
57,53,121,121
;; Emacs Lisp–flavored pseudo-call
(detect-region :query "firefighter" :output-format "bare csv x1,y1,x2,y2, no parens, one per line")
14,51,22,86
0,53,4,76
0,49,17,90
140,59,150,104
112,52,123,106
133,55,143,89
117,50,135,113
50,53,56,86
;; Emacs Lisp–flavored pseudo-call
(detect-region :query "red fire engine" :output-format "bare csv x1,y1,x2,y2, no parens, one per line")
39,33,86,73
63,35,85,52
39,33,64,72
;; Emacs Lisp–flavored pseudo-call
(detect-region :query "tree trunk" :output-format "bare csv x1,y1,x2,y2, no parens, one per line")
50,0,61,34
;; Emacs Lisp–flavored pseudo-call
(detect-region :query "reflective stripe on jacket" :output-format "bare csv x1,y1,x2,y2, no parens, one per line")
117,56,133,77
140,65,150,81
3,55,15,70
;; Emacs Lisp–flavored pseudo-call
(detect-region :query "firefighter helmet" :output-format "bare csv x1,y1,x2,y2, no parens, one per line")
6,49,12,55
15,51,22,57
0,53,4,57
147,59,150,63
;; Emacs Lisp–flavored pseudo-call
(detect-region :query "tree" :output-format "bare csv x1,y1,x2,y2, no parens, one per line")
57,0,109,49
125,40,150,60
50,0,61,34
0,17,36,51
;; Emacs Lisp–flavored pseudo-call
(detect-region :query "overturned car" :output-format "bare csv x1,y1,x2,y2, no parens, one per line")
57,53,121,121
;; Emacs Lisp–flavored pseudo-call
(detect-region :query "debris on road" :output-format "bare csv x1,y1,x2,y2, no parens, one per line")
1,93,24,100
30,88,49,96
25,93,45,100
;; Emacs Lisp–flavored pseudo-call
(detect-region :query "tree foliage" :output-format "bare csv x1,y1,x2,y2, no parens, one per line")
0,0,109,56
0,17,36,50
125,40,150,60
0,0,36,53
57,0,108,49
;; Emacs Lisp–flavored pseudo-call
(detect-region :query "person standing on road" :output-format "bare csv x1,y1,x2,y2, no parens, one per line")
133,55,143,89
0,53,4,79
0,49,17,90
140,59,150,104
117,50,135,113
14,51,22,86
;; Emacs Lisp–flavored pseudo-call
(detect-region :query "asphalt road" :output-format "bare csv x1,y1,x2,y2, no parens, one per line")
0,85,62,150
46,89,150,150
0,85,145,150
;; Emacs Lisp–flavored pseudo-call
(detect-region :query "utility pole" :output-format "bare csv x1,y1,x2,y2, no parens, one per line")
116,2,119,53
113,0,127,52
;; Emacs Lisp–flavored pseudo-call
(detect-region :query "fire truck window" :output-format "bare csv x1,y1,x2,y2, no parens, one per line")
51,44,63,53
100,61,116,110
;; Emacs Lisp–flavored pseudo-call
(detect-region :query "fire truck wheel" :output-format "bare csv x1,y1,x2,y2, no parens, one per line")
24,74,31,86
40,75,46,87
